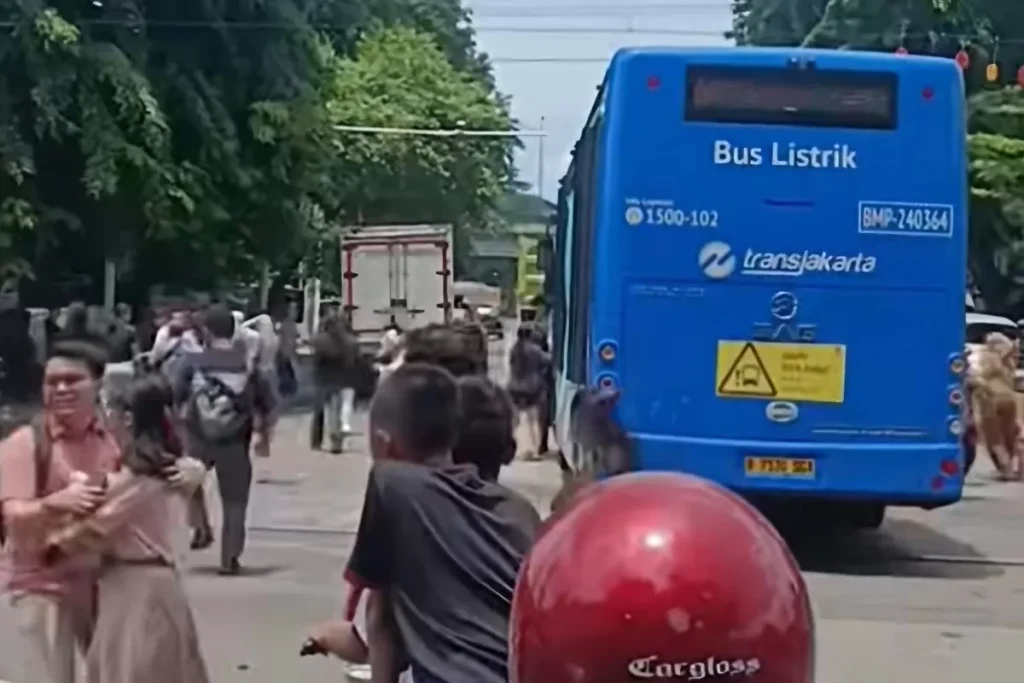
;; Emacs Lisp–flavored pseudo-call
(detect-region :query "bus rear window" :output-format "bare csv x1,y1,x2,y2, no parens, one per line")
684,66,897,130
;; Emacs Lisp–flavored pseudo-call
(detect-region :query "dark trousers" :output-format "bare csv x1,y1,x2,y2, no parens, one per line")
539,389,553,455
310,405,324,449
192,436,253,567
310,386,346,451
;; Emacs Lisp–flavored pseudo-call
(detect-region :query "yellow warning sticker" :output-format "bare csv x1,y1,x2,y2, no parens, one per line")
715,341,845,404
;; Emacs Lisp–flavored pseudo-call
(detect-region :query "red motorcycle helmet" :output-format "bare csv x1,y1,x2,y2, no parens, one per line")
510,472,814,683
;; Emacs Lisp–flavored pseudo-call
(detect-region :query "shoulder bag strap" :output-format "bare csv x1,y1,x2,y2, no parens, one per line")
30,417,53,498
0,419,49,546
201,372,250,416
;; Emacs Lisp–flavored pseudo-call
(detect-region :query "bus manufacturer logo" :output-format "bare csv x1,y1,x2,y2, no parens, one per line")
699,241,736,279
770,292,797,321
754,292,815,341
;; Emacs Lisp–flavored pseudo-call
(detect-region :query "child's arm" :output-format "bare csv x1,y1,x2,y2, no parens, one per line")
305,620,369,663
366,590,403,683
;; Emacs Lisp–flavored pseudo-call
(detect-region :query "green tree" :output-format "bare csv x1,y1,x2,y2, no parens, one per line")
966,90,1024,310
0,0,342,300
315,0,495,84
0,5,183,296
327,26,515,271
730,0,1024,88
122,0,346,296
0,1,513,302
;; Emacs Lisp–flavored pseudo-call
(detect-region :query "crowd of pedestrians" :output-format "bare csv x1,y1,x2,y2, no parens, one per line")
2,302,817,683
301,320,817,683
0,298,293,681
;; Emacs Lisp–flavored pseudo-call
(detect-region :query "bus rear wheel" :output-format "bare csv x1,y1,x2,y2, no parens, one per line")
841,503,886,530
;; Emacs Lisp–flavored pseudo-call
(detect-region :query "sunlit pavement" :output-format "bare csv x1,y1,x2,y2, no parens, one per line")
4,384,1024,679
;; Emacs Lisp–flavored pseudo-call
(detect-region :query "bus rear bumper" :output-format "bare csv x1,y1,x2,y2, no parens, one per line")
631,433,964,508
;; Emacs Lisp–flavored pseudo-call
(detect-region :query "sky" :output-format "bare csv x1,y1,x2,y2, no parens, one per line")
464,0,734,201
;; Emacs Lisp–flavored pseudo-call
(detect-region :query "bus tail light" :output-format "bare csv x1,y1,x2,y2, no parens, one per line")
597,374,616,390
948,353,966,375
647,75,661,90
940,459,959,476
948,386,964,406
948,417,964,437
922,86,934,100
598,341,617,363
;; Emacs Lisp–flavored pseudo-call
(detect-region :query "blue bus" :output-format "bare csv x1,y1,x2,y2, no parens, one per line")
550,47,967,527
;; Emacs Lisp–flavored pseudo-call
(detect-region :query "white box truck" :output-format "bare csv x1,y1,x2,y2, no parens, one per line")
339,224,454,349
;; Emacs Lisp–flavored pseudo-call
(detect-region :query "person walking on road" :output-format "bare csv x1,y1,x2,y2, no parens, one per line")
174,305,277,575
0,336,120,683
310,312,360,453
237,312,280,458
105,303,137,364
507,323,550,460
274,302,300,400
150,308,202,382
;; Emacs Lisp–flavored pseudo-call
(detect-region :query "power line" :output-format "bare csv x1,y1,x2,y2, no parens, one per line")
334,124,546,137
474,26,728,35
470,2,725,8
490,57,611,64
1,18,1021,45
470,4,729,16
0,20,725,35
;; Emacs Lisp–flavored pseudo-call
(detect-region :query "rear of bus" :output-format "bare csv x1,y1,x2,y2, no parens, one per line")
597,48,967,508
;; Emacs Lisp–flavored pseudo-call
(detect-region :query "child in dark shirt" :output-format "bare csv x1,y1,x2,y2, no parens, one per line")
452,375,517,481
400,322,487,377
306,364,539,683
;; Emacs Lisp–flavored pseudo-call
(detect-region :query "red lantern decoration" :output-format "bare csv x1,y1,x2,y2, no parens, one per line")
1018,65,1024,87
895,46,908,55
954,49,970,69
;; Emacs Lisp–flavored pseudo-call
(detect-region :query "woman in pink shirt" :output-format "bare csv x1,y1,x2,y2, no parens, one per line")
45,372,210,683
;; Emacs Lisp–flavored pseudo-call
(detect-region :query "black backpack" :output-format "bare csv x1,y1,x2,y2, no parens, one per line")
0,418,53,546
188,366,255,444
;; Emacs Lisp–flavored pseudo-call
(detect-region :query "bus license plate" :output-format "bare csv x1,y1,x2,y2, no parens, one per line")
744,457,815,478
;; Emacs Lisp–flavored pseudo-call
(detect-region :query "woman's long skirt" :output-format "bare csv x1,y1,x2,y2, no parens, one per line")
87,564,209,683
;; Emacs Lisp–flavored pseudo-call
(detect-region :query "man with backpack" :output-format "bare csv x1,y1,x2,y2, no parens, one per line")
174,304,277,575
151,307,203,380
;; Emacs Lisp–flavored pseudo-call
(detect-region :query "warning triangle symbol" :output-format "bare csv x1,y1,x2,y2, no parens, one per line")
718,343,777,397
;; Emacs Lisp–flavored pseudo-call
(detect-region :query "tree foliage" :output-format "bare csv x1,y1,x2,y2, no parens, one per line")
730,0,1024,79
730,0,1024,312
329,27,513,227
966,89,1024,308
0,0,515,304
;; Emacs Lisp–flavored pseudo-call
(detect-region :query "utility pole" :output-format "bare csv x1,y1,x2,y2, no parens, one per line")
103,258,116,312
537,116,546,199
258,262,270,311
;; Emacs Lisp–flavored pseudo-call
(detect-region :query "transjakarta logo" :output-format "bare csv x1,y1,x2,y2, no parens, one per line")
713,140,857,169
698,241,735,279
698,242,876,278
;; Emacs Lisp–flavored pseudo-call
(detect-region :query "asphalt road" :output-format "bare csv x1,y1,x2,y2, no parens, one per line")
2,332,1024,681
